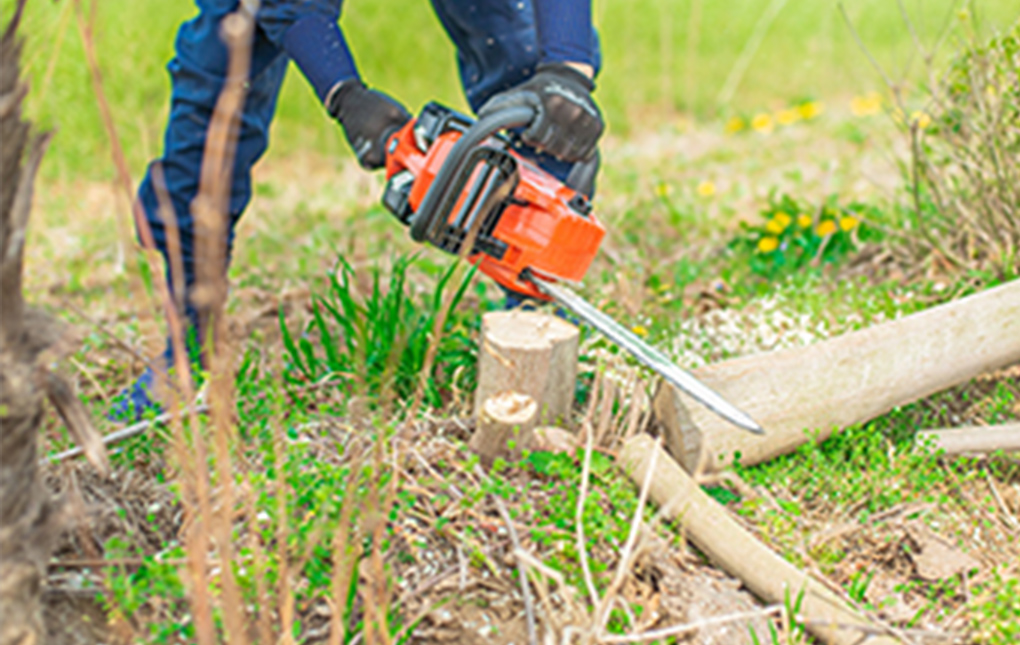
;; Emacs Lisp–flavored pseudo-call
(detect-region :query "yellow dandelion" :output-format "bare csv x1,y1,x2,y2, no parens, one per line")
697,180,717,198
775,108,800,126
751,113,774,133
817,220,838,237
774,211,793,229
797,213,812,228
839,215,859,231
757,236,780,253
850,92,882,117
725,116,745,134
798,101,824,120
654,181,670,198
765,219,785,234
910,111,932,130
632,325,649,337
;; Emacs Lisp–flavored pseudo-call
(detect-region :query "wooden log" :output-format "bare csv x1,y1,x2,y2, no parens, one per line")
621,435,900,645
475,311,579,426
916,423,1020,456
654,280,1020,473
470,391,539,465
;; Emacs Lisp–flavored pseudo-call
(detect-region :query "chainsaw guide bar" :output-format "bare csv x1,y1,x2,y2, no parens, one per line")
526,272,765,436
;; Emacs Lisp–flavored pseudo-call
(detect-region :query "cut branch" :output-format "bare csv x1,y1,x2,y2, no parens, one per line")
621,435,900,645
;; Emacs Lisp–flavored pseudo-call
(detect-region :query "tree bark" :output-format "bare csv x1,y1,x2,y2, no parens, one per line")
475,311,579,426
654,279,1020,473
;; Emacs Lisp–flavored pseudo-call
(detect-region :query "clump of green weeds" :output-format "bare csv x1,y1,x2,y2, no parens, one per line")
280,255,478,411
725,193,881,286
969,567,1020,645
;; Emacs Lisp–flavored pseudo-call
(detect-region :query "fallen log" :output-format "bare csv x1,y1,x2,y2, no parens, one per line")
654,280,1020,472
915,423,1020,457
621,434,901,645
476,311,578,425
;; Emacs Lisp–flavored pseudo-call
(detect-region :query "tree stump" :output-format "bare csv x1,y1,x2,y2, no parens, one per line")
471,391,539,466
475,311,579,426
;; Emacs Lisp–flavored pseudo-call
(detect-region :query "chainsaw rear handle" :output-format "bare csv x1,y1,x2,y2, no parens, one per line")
409,105,536,243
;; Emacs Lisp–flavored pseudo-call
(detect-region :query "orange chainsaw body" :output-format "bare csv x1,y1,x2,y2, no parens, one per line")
382,103,605,299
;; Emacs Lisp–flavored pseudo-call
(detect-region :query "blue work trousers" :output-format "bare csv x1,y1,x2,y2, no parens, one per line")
136,0,600,353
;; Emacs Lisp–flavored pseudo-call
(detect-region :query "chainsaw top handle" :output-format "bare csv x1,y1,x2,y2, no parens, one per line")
409,105,536,243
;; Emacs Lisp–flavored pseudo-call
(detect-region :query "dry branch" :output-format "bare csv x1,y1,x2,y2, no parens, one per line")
655,279,1020,473
621,435,901,645
915,423,1020,457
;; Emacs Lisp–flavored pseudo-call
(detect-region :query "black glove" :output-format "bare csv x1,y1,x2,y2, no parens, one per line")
327,80,411,170
478,63,603,162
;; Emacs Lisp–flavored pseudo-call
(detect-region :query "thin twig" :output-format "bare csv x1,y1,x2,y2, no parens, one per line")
577,420,601,611
598,605,783,644
44,403,209,463
595,435,661,635
491,482,538,645
716,0,789,106
798,617,961,642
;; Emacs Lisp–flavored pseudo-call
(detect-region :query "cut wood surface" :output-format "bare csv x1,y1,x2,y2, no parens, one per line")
621,434,901,645
476,310,578,425
655,280,1020,472
471,391,539,465
916,423,1020,456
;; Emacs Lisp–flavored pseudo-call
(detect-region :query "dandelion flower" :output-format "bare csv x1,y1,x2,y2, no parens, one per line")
757,236,780,253
697,180,716,198
851,92,882,117
797,213,812,228
632,325,649,337
765,219,785,234
817,220,837,236
654,181,670,198
751,113,774,133
725,116,745,134
773,212,793,229
839,215,859,231
776,108,800,126
910,111,932,129
798,101,824,120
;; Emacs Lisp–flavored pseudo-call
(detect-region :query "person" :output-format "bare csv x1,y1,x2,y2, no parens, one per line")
110,0,604,421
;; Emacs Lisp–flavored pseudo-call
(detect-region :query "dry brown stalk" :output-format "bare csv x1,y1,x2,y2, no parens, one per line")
1,4,107,642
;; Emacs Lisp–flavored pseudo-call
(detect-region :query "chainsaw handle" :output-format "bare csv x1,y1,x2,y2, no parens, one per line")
409,105,536,243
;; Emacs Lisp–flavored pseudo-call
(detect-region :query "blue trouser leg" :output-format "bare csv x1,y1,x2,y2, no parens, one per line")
112,4,289,420
137,2,290,363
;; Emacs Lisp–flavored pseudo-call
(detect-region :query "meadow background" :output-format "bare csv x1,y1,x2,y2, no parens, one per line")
11,0,1019,180
6,0,1020,643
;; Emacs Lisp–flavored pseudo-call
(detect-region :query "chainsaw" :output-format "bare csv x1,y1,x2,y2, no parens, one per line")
381,103,763,435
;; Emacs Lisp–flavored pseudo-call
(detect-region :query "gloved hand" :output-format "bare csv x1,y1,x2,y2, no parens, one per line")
479,63,603,163
327,80,411,170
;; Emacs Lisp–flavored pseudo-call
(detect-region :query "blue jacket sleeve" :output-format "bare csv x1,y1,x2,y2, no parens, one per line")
258,1,358,102
532,0,595,68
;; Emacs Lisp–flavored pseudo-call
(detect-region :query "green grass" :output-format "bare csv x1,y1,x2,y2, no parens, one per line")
8,0,1018,179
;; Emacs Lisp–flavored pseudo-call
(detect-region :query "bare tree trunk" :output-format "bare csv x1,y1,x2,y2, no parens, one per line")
1,5,106,643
